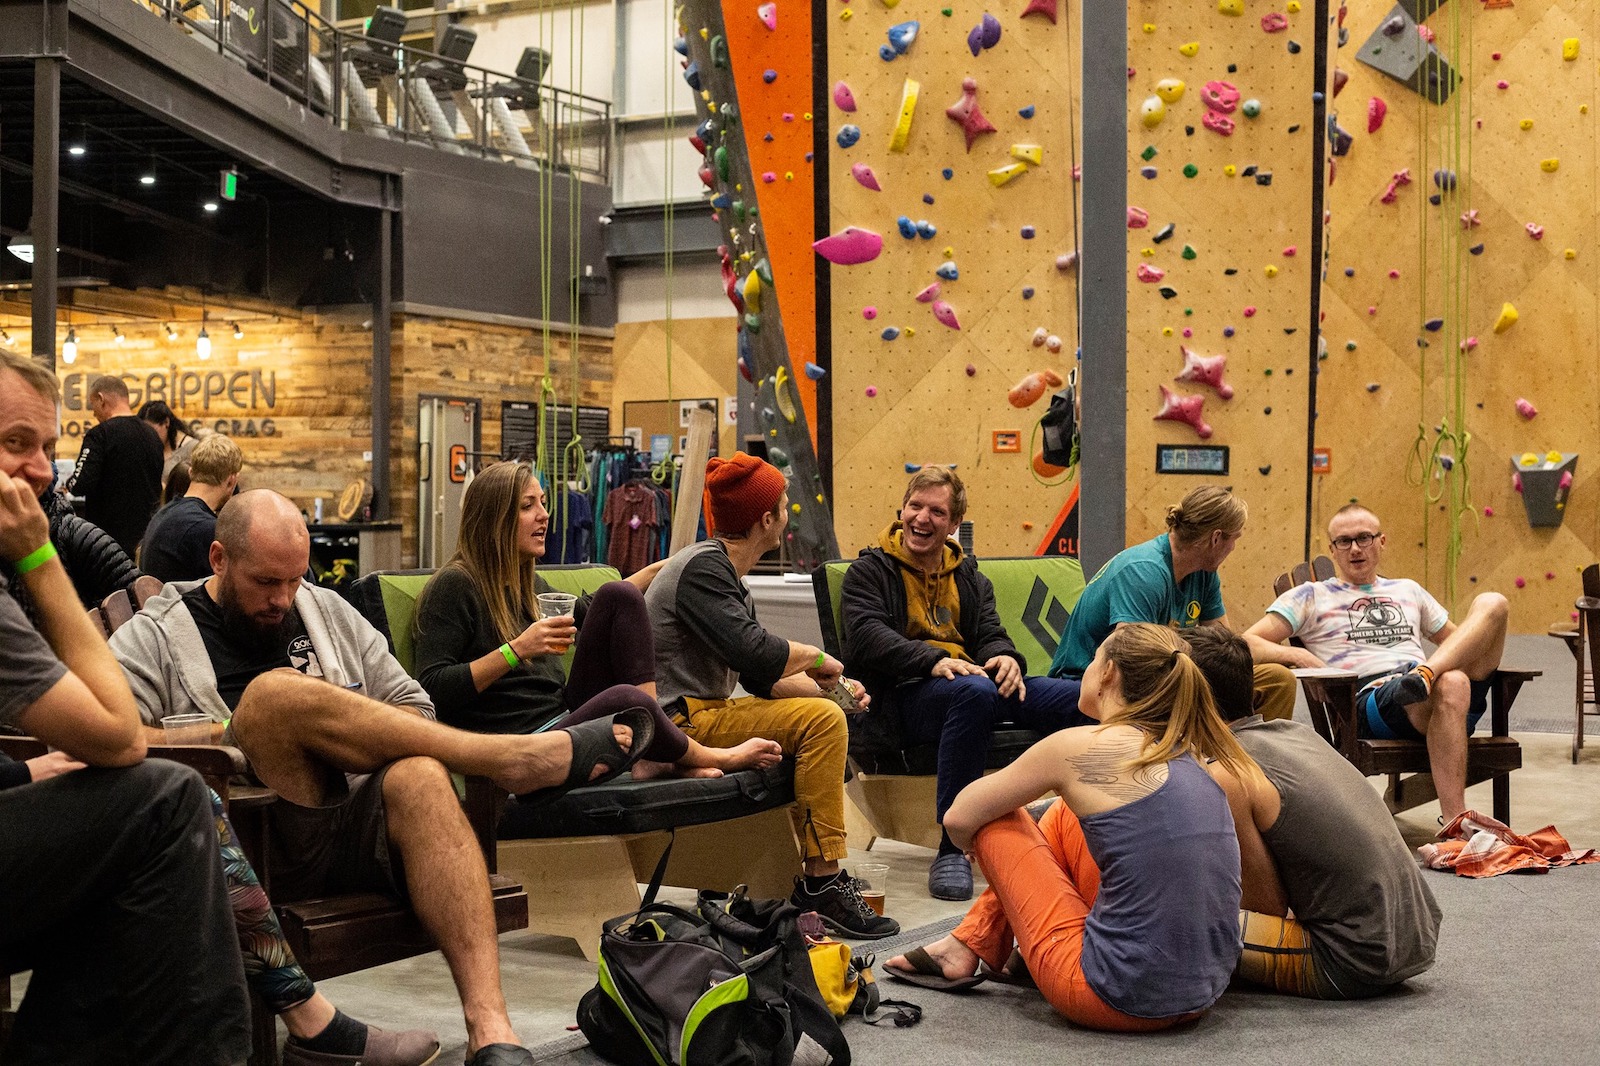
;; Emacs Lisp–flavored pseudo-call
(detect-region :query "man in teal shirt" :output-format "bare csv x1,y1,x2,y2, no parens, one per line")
1049,486,1297,721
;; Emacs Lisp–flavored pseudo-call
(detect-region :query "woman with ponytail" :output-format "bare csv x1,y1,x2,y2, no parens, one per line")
886,623,1261,1031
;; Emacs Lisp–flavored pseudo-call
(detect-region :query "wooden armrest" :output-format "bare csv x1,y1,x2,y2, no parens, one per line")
1290,667,1359,680
1577,597,1600,611
1491,667,1540,683
0,736,48,761
148,744,249,777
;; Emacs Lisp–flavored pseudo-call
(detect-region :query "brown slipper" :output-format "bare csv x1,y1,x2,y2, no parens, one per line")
883,945,987,992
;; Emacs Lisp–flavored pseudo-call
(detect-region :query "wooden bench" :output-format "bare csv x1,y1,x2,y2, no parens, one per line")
1274,558,1533,824
812,555,1085,849
349,564,805,962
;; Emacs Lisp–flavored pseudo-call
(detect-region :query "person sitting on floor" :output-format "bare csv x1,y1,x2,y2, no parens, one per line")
1047,484,1298,722
110,488,656,1066
414,460,782,832
645,452,897,940
1184,626,1441,999
887,624,1251,1032
1242,502,1510,822
0,349,251,1066
840,465,1090,902
140,433,243,583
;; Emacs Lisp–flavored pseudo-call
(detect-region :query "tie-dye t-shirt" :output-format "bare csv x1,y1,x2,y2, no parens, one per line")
1266,577,1449,677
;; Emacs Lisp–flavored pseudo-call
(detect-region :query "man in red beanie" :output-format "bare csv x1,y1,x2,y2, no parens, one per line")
646,453,898,939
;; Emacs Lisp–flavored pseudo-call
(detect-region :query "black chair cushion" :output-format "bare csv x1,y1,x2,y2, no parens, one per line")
497,762,796,838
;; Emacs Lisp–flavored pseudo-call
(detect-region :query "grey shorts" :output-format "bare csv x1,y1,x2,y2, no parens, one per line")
262,765,408,905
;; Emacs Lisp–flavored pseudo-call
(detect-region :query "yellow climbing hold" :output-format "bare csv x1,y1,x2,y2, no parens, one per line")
1162,326,1174,336
1562,38,1579,61
1264,265,1279,278
1218,0,1243,16
1493,302,1519,333
1565,248,1578,260
881,0,901,8
815,494,825,504
1223,164,1237,176
1141,248,1154,257
1520,452,1540,467
889,78,920,152
942,246,954,257
1286,0,1300,10
785,171,794,181
839,7,852,17
1143,22,1156,33
904,327,916,337
774,366,797,423
1010,144,1043,164
988,162,1029,186
1540,158,1560,172
1155,78,1186,103
743,270,762,314
1141,96,1167,128
1547,450,1564,464
1179,41,1200,57
1519,119,1533,130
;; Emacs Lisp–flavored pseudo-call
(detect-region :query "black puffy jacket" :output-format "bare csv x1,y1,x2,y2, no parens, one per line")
6,490,142,624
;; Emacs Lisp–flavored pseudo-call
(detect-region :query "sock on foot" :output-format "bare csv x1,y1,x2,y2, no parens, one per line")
1397,664,1435,703
290,1010,369,1055
937,830,962,858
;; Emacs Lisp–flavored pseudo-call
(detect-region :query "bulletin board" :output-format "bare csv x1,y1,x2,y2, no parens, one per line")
622,398,720,458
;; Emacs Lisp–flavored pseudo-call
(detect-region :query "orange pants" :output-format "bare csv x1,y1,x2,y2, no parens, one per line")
952,803,1201,1032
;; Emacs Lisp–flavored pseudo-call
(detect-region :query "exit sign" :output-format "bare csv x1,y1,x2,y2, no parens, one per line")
220,168,239,201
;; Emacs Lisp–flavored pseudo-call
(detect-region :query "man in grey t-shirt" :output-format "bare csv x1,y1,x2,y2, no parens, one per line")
1187,627,1440,998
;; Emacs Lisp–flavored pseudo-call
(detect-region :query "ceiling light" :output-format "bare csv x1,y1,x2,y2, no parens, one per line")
1,329,13,347
67,125,86,157
6,229,34,264
196,325,211,359
140,172,156,185
113,325,125,344
62,327,78,364
203,201,219,213
231,321,243,339
164,322,178,341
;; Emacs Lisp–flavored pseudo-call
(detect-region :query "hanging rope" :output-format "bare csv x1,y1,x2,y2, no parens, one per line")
652,1,680,487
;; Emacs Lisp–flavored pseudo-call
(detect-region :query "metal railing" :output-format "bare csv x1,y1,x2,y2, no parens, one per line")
138,0,610,181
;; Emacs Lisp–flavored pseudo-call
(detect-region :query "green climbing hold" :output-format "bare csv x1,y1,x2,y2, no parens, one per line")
744,312,762,334
941,6,952,14
1345,340,1357,351
1264,368,1273,375
1181,244,1197,259
1241,99,1261,118
768,446,791,468
755,258,774,286
714,145,731,182
1184,307,1194,316
1141,145,1158,161
711,35,728,68
732,199,745,219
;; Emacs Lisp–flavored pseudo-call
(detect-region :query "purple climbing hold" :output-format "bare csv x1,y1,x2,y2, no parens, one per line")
981,13,1001,47
1022,286,1034,298
1019,104,1036,118
922,193,935,204
1344,267,1355,276
967,22,985,56
1140,166,1158,178
763,132,774,142
850,163,881,190
804,361,826,380
1469,243,1484,255
1020,226,1036,239
1381,14,1404,35
813,227,884,265
1433,169,1457,191
1223,326,1236,337
1423,317,1444,332
833,82,857,111
763,69,777,83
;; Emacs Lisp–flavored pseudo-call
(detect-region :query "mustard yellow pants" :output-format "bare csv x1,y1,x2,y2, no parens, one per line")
1253,663,1298,722
679,695,850,863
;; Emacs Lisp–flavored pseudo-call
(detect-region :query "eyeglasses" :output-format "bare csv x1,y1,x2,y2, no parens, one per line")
1330,532,1380,551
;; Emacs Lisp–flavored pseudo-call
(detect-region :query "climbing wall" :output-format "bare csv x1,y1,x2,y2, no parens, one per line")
679,0,840,566
826,0,1085,558
1318,0,1599,631
1121,2,1323,620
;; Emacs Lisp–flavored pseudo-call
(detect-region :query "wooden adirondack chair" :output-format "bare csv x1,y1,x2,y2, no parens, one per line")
1547,563,1600,763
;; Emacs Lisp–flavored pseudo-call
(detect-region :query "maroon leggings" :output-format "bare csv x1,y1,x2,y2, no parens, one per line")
548,580,689,765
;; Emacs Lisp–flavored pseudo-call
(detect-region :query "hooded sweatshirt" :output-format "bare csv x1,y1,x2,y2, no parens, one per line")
879,521,970,662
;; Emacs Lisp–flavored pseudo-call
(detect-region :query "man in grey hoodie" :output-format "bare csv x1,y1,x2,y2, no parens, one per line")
110,489,638,1066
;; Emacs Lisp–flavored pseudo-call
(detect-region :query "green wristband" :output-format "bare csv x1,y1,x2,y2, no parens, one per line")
813,651,827,670
14,541,57,576
499,643,520,668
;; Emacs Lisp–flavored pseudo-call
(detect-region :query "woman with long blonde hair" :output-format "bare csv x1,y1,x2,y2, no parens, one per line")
414,461,780,805
887,623,1258,1031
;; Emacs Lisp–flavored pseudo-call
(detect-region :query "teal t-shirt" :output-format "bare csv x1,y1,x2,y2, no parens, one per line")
1048,534,1226,676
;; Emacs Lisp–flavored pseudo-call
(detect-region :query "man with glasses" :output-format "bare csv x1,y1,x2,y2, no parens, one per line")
1243,503,1510,822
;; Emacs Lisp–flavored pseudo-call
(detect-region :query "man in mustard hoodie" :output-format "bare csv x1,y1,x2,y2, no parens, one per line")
840,467,1088,900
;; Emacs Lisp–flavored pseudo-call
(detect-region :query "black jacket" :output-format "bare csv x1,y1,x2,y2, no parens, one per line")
839,546,1023,705
6,491,142,626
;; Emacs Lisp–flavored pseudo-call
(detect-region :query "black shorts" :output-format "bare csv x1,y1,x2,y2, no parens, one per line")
262,765,408,904
1357,666,1492,742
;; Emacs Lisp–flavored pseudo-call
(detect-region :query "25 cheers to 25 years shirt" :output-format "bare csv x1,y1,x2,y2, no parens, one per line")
1265,576,1449,677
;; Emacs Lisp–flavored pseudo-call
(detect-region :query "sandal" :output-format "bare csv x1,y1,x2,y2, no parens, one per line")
519,709,655,806
979,948,1034,988
883,946,987,992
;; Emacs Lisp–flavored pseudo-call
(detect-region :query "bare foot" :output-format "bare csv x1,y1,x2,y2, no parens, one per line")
492,724,633,794
630,759,724,781
714,738,784,772
888,934,981,981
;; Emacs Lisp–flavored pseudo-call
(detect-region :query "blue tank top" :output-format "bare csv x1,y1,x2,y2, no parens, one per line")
1078,754,1242,1018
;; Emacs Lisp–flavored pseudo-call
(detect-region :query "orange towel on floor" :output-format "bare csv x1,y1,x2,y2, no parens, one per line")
1418,810,1600,878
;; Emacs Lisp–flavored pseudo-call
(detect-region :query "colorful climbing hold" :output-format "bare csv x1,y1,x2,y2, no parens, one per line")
1137,264,1166,283
1177,346,1234,399
1493,302,1519,333
833,82,857,111
988,162,1028,187
1202,111,1236,136
1127,206,1150,228
1526,223,1544,239
1020,226,1036,239
850,162,881,190
1011,144,1043,165
915,283,940,303
886,20,919,54
813,227,884,265
836,124,861,148
1019,104,1036,118
889,79,920,152
865,385,879,396
1242,99,1261,118
1261,11,1288,32
931,300,961,329
1183,163,1199,178
1179,41,1200,57
1153,385,1212,438
945,78,997,152
1562,38,1579,61
935,260,959,280
1056,252,1078,271
1217,0,1243,16
1141,96,1168,129
1368,96,1387,132
757,2,776,30
1540,158,1560,173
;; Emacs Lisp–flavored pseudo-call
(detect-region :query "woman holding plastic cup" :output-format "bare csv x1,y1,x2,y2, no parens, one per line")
414,460,781,798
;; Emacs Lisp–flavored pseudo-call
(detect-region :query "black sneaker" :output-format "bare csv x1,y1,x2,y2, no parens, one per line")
791,871,900,940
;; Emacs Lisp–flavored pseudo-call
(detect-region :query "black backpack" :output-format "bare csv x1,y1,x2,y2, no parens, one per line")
1038,367,1079,468
577,846,850,1066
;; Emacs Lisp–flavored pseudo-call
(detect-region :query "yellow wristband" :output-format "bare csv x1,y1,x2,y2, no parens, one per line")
14,542,57,576
499,643,520,668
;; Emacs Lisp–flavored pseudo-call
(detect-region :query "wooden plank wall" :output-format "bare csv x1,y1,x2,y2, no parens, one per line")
1319,0,1599,631
825,0,1084,559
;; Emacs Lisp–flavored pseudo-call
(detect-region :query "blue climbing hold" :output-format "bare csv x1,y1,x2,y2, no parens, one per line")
897,215,917,239
763,132,774,142
904,462,921,473
683,62,702,90
887,20,920,54
923,193,935,204
942,168,954,180
879,44,897,61
916,220,937,239
763,69,777,83
1344,267,1355,276
1019,104,1035,118
674,36,688,56
935,261,959,280
837,124,861,148
804,361,826,380
1311,90,1324,102
711,193,731,209
1140,166,1157,179
882,326,902,340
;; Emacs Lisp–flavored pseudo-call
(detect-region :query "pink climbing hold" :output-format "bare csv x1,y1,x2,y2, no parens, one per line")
833,81,857,112
1560,470,1574,491
1460,209,1480,228
1137,264,1166,283
1525,223,1545,240
862,306,878,320
1243,306,1257,318
1387,269,1400,278
813,227,884,265
931,300,961,329
1380,168,1411,204
1484,506,1494,517
757,2,776,30
1514,576,1526,589
1367,96,1387,133
1260,11,1288,32
850,162,881,191
1176,346,1234,399
915,283,941,303
1496,80,1509,90
1514,397,1538,419
1201,80,1240,113
965,363,977,377
945,78,997,153
1513,472,1523,493
1020,0,1057,23
1127,207,1150,229
761,172,777,183
1461,336,1479,351
1202,111,1235,136
865,386,878,397
1283,246,1297,257
1416,24,1434,44
1154,386,1213,439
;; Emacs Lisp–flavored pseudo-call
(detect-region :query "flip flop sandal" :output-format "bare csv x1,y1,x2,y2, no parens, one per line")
883,946,988,992
979,948,1035,988
519,708,656,807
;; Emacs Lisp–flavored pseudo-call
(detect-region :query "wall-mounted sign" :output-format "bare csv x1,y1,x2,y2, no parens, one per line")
992,430,1022,454
60,369,280,440
1155,444,1230,475
1312,447,1331,474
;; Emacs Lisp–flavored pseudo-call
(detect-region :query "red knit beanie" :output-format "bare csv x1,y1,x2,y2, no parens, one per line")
704,452,787,535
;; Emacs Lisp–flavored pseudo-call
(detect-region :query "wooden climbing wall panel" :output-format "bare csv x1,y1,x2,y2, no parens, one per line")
1122,2,1322,621
1319,0,1599,631
612,317,742,459
825,0,1084,559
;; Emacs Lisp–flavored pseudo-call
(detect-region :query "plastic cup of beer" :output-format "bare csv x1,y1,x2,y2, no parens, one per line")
161,713,214,746
856,863,890,916
536,593,578,653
